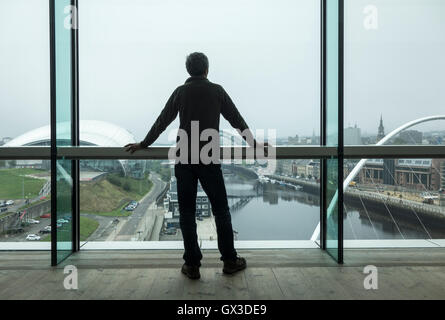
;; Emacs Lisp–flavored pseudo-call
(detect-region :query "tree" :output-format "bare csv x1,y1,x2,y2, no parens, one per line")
7,160,16,167
123,182,131,192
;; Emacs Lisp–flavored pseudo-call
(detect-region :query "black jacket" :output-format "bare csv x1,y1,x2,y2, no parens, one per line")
141,76,250,152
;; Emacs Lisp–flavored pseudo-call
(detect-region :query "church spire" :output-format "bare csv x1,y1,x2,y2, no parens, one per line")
377,114,385,142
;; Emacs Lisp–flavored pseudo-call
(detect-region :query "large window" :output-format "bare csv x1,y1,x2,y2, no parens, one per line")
342,0,445,249
73,0,323,250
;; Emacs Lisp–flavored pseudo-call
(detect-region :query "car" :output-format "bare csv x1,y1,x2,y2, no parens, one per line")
0,202,6,208
5,200,14,206
26,234,41,241
56,223,62,228
57,219,69,224
28,219,40,224
39,226,51,233
0,208,7,213
124,205,135,211
164,228,177,235
129,201,139,208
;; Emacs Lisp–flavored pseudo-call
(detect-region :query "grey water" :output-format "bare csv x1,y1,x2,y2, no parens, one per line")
225,180,445,241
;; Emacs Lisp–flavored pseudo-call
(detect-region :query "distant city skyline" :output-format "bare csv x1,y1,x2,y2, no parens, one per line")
2,114,445,146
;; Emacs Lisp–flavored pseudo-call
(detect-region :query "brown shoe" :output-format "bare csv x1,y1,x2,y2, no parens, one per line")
181,264,200,280
223,256,247,275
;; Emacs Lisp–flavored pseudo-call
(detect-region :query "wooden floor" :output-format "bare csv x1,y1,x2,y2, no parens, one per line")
1,248,445,300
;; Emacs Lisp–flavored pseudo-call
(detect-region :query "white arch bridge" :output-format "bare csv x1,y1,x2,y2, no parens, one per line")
311,115,445,241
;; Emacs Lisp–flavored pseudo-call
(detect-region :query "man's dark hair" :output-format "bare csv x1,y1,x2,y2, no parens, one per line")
185,52,209,76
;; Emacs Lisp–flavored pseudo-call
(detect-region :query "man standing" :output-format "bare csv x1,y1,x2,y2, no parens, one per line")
125,52,262,279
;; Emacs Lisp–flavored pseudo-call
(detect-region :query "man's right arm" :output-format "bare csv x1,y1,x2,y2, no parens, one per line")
140,88,180,148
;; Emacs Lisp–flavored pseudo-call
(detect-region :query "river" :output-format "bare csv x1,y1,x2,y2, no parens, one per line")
224,177,445,241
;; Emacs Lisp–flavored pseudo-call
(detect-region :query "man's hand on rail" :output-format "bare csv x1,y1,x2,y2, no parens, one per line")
255,141,270,157
124,143,144,154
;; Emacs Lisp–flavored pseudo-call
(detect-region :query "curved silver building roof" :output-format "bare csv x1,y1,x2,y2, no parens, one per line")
4,120,137,147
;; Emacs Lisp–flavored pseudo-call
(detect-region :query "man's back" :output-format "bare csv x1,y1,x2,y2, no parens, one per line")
177,76,225,136
140,75,249,163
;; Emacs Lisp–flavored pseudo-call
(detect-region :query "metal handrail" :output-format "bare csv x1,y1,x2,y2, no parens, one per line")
0,145,444,160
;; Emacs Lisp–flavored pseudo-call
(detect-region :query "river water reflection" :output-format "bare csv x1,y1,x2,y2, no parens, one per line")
224,177,445,240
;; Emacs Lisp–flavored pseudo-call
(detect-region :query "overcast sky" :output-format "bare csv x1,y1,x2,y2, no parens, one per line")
0,0,444,144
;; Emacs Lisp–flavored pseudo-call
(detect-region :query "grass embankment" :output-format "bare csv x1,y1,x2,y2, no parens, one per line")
0,168,47,199
80,173,153,216
42,216,99,241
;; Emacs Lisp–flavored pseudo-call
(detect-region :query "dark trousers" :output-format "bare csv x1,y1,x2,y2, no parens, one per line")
174,163,237,266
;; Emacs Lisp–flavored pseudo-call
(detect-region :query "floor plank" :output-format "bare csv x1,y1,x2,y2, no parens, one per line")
1,249,445,300
2,270,49,300
212,269,250,300
272,267,313,299
244,267,284,300
120,269,157,300
298,267,355,300
148,268,185,300
182,268,217,299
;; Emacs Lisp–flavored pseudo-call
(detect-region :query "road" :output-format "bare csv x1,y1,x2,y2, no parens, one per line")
116,173,166,239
